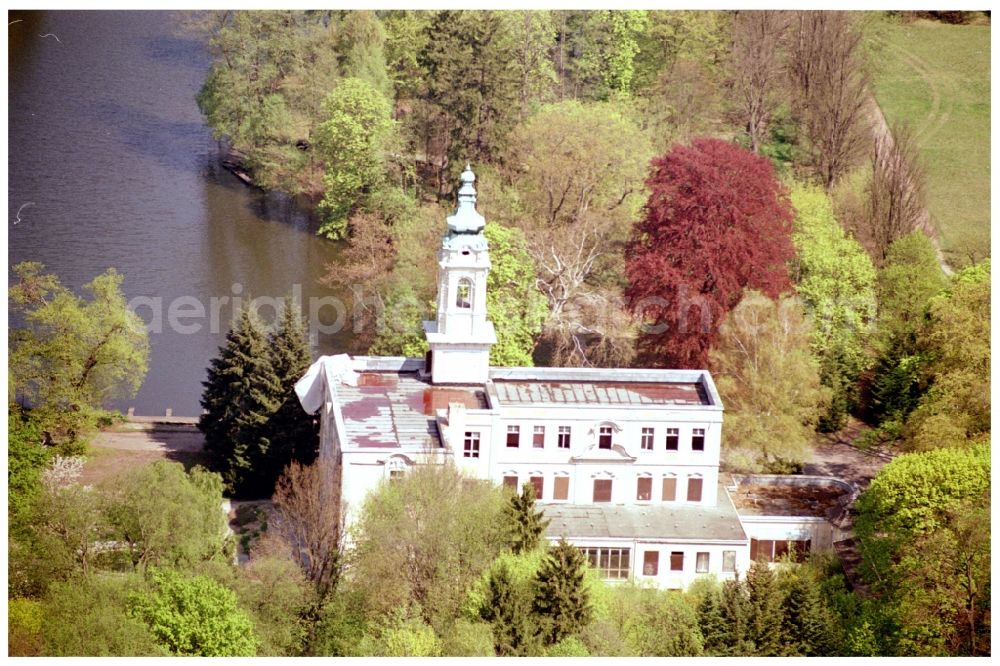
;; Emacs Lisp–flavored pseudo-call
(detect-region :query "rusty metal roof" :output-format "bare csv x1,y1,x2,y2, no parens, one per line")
492,380,708,406
543,486,746,542
338,372,487,449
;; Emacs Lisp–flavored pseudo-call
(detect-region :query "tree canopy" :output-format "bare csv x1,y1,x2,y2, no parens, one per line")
710,291,829,472
9,262,149,442
627,138,795,368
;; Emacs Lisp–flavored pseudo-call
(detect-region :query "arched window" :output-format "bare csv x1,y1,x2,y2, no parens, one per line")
456,278,473,309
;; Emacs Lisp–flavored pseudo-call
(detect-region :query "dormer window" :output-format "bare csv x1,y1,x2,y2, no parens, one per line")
456,278,473,309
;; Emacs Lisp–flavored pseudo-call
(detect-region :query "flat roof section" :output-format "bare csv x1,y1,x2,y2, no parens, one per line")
492,380,709,407
339,372,487,449
543,487,746,542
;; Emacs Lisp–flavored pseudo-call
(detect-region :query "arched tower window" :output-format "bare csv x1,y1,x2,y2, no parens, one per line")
456,277,473,309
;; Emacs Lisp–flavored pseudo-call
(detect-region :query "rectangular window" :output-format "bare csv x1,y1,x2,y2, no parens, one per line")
641,427,654,450
696,552,710,573
750,539,774,562
670,551,684,571
532,425,545,448
662,477,677,502
593,479,612,502
581,547,631,579
636,476,652,501
790,540,812,563
530,475,544,500
554,476,569,500
389,470,405,482
598,425,613,449
687,477,703,502
463,431,480,458
557,426,571,449
692,428,705,451
722,550,737,573
506,425,520,448
502,475,518,490
643,550,659,576
666,427,679,450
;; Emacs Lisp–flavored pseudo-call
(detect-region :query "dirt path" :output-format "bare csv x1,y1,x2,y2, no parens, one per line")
79,423,208,486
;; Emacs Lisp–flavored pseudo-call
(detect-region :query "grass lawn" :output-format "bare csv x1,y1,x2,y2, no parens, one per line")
869,19,990,266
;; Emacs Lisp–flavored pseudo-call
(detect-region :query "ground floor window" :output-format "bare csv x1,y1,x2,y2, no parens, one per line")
669,551,684,571
696,552,710,573
553,475,569,500
581,547,631,580
643,551,659,576
750,538,811,563
722,550,737,573
593,478,612,502
502,475,518,490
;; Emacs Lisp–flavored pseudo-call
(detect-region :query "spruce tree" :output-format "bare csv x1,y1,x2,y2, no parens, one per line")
503,482,550,554
479,560,540,656
782,575,837,656
745,559,788,656
718,575,753,656
697,588,728,655
199,308,282,498
265,302,319,488
532,538,592,646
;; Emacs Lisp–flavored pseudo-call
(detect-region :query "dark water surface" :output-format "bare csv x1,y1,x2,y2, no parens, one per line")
9,11,349,416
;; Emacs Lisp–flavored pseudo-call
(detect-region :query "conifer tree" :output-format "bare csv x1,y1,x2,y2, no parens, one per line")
532,538,591,646
503,482,550,554
745,559,788,655
718,575,754,655
478,560,540,656
199,308,282,497
697,588,728,655
782,575,837,656
265,303,319,487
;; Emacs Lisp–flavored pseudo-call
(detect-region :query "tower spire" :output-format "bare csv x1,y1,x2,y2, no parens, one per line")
446,163,485,234
423,163,496,384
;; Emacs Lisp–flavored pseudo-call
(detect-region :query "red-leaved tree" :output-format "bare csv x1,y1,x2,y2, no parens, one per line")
626,138,795,368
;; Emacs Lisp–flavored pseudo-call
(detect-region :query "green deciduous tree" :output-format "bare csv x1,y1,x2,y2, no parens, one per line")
533,538,592,646
127,567,259,656
199,307,283,497
349,465,507,629
904,260,990,450
9,262,149,443
484,223,547,366
502,100,652,366
893,497,990,656
503,481,550,555
869,231,947,422
7,415,51,536
316,77,395,239
789,183,876,430
619,587,704,656
41,574,167,657
101,461,230,570
710,291,830,472
854,443,990,587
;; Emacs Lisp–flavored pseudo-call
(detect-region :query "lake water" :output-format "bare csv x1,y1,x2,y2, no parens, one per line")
8,11,353,416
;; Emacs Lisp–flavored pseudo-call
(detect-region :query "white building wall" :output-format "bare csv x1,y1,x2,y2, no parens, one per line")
553,538,751,590
739,516,837,551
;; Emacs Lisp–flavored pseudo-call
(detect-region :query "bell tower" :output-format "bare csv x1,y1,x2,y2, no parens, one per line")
423,164,497,384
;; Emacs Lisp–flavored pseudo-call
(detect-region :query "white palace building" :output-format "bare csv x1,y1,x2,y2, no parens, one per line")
295,166,853,590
